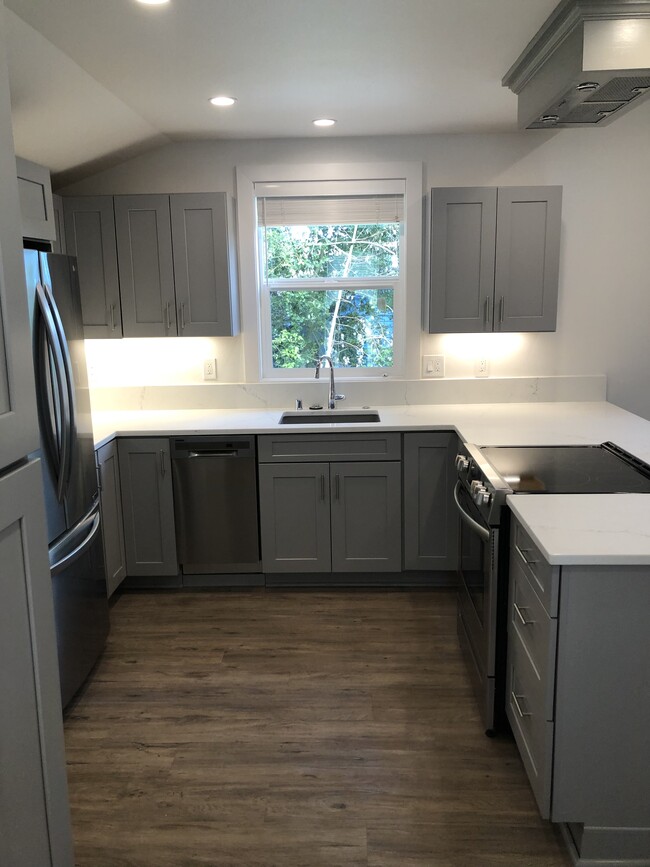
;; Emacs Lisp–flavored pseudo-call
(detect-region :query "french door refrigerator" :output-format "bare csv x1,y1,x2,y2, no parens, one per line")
24,249,109,709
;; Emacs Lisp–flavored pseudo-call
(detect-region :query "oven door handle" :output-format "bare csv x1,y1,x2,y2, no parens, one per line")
453,481,490,542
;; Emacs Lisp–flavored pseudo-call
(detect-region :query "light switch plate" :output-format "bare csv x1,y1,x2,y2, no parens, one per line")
422,355,445,378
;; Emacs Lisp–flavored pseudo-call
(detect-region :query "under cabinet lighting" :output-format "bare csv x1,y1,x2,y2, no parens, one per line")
313,118,336,127
210,96,237,107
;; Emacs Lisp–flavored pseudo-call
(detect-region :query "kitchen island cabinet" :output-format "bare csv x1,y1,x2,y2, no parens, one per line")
118,437,178,579
429,185,561,333
506,514,650,866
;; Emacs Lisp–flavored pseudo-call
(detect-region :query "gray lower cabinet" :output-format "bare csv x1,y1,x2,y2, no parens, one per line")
507,516,650,865
118,437,178,576
259,462,332,572
96,440,127,596
403,431,458,571
429,185,561,333
63,195,122,337
258,434,402,574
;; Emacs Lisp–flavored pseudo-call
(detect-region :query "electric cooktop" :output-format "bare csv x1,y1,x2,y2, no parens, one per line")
480,442,650,494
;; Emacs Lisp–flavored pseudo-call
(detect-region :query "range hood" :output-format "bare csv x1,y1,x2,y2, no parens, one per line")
503,0,650,128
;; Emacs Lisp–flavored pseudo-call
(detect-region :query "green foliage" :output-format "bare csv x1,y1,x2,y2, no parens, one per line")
264,222,398,369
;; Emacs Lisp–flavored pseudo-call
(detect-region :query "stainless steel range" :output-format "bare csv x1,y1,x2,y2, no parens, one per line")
453,441,650,736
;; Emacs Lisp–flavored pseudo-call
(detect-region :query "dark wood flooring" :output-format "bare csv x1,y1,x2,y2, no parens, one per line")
64,590,571,866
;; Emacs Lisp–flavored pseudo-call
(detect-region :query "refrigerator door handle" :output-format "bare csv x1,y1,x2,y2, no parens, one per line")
35,281,70,502
40,273,78,495
49,504,101,575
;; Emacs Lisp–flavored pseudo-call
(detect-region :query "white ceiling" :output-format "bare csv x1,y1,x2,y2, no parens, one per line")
5,0,560,183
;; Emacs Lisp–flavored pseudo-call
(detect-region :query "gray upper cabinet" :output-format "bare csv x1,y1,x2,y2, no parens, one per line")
63,196,122,337
170,192,239,336
115,194,176,338
118,437,178,577
429,186,562,333
15,156,56,242
96,440,127,597
403,432,458,571
51,194,66,254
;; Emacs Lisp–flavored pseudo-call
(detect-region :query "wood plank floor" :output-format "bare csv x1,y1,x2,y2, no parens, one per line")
64,590,571,867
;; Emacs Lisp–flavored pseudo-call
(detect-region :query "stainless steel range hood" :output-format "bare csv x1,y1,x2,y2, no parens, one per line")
503,1,650,129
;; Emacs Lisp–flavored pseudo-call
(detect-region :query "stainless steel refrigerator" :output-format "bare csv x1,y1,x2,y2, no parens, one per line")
24,249,109,709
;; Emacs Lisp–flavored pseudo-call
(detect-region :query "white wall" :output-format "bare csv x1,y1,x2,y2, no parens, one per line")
61,100,650,420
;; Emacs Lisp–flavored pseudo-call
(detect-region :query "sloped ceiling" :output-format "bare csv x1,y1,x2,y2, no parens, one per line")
5,0,560,184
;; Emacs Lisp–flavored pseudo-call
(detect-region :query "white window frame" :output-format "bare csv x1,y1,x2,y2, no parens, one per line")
236,162,423,382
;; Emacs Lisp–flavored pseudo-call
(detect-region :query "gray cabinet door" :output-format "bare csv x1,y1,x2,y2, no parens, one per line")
115,194,176,337
171,192,239,336
429,187,497,333
97,440,127,596
51,194,66,254
0,460,74,867
259,462,331,573
118,437,178,576
403,432,458,571
0,59,40,465
330,461,401,572
63,195,122,337
15,156,56,242
495,186,562,332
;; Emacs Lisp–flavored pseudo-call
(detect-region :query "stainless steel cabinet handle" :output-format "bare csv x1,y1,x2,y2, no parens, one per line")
165,301,171,331
160,449,166,477
499,296,505,325
483,297,490,327
110,303,116,331
180,302,186,330
320,473,325,501
511,692,531,718
519,547,540,567
335,473,340,500
513,602,533,626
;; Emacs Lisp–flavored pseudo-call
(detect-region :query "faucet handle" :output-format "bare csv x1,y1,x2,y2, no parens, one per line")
334,393,346,402
295,398,303,410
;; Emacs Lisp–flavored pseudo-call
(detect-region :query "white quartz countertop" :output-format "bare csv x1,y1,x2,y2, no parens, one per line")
92,399,650,565
507,494,650,565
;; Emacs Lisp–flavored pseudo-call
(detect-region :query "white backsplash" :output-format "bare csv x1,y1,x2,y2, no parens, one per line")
90,374,606,412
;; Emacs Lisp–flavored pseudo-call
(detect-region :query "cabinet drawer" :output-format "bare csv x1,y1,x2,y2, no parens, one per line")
506,630,554,819
512,519,559,616
258,433,401,462
509,554,557,721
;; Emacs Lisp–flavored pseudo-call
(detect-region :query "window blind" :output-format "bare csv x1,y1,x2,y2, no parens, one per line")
256,194,404,228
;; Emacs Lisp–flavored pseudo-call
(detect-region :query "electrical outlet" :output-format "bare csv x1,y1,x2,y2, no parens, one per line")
422,354,445,378
203,358,217,380
475,357,489,377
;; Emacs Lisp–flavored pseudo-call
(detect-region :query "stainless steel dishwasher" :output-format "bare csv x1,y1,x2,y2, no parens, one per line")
171,436,260,573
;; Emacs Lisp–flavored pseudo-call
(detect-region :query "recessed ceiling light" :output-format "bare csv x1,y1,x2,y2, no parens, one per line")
209,96,237,107
313,118,336,127
135,0,170,5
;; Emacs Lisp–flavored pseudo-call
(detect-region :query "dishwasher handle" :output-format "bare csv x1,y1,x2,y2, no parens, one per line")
171,436,256,460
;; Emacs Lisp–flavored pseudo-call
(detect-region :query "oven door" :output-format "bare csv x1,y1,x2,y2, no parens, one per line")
453,481,499,689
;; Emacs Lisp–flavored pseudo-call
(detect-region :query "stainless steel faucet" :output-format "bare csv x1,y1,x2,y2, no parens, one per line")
315,355,345,409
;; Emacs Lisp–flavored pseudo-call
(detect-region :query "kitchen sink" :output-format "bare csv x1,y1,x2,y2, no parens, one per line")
279,409,381,424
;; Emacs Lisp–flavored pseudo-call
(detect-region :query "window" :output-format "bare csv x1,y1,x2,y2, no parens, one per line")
236,163,422,382
257,189,403,376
